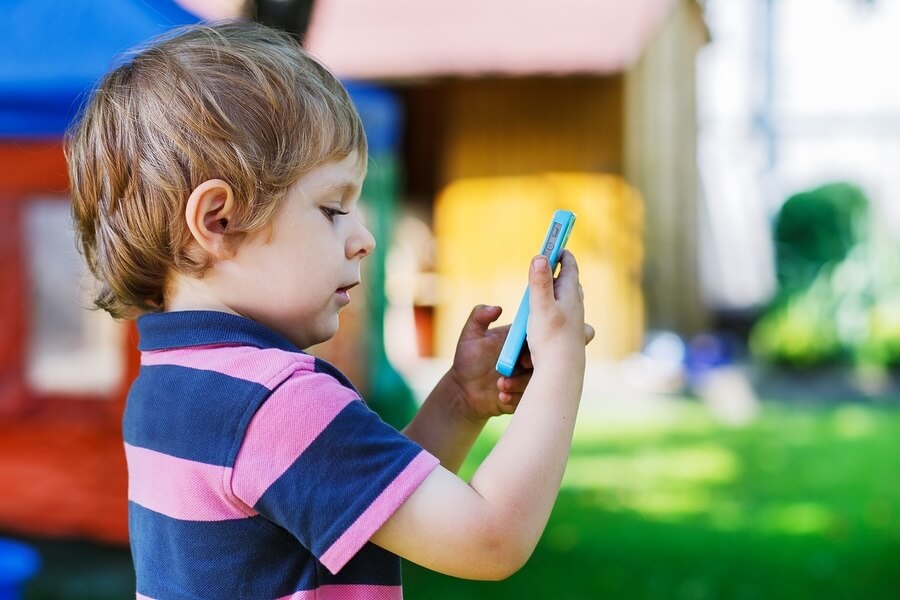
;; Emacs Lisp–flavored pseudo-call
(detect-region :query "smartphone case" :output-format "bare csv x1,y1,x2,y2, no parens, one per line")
495,210,576,376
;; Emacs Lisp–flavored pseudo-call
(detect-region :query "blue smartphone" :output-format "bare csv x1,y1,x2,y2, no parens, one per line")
496,210,577,376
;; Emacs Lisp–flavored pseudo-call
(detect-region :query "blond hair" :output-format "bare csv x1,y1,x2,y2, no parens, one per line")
67,21,366,319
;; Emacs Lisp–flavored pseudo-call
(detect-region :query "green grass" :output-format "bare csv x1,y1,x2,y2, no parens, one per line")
404,400,900,599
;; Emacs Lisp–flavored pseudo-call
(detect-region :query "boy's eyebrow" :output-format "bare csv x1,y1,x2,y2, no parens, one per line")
324,180,361,201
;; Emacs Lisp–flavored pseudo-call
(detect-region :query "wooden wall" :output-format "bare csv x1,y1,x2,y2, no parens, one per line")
439,78,625,181
430,78,645,360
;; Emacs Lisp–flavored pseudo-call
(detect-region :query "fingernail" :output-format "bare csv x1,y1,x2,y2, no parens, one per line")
532,256,548,273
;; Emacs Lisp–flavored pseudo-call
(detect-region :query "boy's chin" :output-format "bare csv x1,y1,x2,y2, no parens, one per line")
293,319,339,350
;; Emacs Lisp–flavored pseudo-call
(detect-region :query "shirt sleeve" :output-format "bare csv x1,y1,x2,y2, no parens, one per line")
230,369,439,574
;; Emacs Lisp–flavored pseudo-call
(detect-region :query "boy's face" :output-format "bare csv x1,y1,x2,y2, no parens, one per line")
221,150,375,349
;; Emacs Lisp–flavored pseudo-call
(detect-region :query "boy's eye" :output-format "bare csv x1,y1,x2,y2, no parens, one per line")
321,207,349,222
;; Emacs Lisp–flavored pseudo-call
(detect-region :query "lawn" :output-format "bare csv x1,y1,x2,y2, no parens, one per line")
404,399,900,599
12,397,900,599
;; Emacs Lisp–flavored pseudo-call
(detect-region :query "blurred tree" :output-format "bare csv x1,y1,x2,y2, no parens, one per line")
752,181,900,369
772,182,869,298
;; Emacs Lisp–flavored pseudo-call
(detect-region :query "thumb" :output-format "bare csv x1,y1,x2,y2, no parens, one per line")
458,304,502,342
528,255,555,312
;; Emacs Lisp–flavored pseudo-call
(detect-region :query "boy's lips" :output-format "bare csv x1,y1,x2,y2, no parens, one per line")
335,282,359,305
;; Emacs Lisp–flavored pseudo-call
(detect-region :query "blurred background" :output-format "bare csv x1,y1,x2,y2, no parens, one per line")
0,0,898,598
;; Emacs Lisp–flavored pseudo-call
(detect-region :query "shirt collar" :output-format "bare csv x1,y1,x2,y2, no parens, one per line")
136,310,301,353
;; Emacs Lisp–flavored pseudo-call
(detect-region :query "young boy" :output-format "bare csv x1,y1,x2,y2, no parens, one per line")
68,21,590,599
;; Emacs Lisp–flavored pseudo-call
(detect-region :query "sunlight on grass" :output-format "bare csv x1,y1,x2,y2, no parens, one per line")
564,445,738,518
617,489,716,518
564,444,738,490
571,402,717,446
760,503,835,535
832,404,877,439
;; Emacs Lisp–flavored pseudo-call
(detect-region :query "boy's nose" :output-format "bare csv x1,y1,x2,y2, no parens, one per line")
348,220,376,259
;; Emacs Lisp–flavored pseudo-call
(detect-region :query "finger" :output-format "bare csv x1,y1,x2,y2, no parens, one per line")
584,323,595,345
458,304,503,342
498,391,521,411
528,255,555,312
497,372,532,393
554,249,580,288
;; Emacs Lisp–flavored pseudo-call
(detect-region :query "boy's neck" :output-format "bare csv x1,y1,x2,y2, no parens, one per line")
164,272,237,315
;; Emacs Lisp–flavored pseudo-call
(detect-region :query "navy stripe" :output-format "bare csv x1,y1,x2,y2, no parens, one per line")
130,502,316,598
314,356,360,395
255,400,422,560
123,365,268,465
137,311,301,352
130,503,401,595
319,542,401,586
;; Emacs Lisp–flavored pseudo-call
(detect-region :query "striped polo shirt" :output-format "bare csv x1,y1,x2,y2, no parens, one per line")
124,310,439,599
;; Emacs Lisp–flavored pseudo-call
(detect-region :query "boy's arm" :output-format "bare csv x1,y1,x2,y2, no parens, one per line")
373,252,586,580
402,372,489,474
403,304,528,473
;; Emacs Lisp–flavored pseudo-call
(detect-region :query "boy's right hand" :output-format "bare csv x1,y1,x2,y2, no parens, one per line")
525,250,586,370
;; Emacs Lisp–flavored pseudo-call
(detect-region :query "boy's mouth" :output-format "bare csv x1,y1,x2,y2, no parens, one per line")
334,281,359,305
335,283,359,305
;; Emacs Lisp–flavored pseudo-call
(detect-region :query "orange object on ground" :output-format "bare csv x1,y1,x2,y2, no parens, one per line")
0,414,129,544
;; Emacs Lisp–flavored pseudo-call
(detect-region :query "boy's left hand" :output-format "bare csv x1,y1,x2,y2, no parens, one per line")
448,305,534,421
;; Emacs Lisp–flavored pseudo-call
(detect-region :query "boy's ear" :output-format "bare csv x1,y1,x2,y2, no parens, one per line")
185,179,235,259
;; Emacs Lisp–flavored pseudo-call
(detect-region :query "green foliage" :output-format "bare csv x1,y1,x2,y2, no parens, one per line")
750,271,842,367
773,182,869,297
752,182,900,367
857,298,900,367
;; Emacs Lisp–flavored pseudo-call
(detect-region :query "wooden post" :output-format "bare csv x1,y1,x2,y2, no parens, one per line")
625,0,710,336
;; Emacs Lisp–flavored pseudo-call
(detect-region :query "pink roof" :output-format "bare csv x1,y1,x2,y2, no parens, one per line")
304,0,679,79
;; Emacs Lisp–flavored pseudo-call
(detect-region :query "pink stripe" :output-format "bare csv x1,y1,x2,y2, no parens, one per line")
277,585,401,600
140,585,399,600
320,450,440,574
232,373,359,506
141,345,314,389
125,443,255,521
